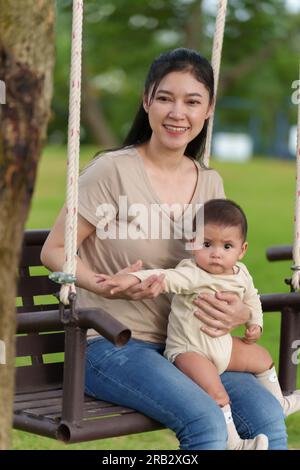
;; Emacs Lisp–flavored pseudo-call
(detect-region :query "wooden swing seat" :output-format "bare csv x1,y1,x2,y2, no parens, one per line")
14,230,162,443
14,230,300,443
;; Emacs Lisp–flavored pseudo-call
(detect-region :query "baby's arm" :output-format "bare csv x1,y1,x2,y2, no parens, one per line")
133,261,204,294
100,260,203,295
240,266,263,330
97,272,142,295
243,323,262,344
240,265,263,343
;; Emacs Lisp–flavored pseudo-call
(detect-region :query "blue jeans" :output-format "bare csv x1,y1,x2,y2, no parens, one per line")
85,338,287,450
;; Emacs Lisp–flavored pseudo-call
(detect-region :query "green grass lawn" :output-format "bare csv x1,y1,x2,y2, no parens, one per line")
14,146,300,449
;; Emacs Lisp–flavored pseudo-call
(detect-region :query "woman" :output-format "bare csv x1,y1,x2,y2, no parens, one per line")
41,48,287,450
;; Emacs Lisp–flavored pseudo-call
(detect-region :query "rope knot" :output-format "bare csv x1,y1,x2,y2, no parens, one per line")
49,271,76,285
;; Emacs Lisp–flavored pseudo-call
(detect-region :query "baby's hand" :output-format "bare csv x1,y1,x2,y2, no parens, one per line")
242,324,262,344
97,273,140,295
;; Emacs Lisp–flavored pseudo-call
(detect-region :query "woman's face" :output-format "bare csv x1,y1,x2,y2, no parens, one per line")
144,70,213,154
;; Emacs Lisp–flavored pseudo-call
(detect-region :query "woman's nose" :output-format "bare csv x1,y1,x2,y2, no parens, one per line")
168,102,185,119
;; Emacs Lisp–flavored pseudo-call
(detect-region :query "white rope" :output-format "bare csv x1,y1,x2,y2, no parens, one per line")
203,0,228,167
292,64,300,290
60,0,83,305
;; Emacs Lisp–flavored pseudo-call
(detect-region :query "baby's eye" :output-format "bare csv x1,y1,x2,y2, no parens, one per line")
224,244,232,250
203,241,210,248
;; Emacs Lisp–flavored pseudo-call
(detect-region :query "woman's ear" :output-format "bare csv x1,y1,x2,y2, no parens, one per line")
143,94,149,114
206,98,215,119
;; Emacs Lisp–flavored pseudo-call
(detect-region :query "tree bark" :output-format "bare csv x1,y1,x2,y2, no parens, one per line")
0,0,55,449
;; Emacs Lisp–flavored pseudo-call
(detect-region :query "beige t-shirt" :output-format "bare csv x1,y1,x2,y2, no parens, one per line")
77,146,225,343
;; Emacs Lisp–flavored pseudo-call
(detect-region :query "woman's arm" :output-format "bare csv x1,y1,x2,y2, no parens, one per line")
41,207,165,300
41,207,99,292
193,292,251,337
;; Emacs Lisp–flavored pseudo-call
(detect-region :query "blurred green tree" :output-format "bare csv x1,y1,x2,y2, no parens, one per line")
50,0,299,151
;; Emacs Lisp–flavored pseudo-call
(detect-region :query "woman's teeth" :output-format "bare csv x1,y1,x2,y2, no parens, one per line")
164,125,188,132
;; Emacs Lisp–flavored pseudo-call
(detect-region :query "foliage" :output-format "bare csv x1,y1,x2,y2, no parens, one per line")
50,0,300,148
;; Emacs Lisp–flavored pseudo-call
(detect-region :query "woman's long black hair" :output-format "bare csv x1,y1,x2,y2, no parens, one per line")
123,48,214,163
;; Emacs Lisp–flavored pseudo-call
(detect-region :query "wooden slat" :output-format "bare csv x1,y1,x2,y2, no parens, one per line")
19,267,34,309
16,332,65,357
17,402,134,422
83,405,135,419
14,396,62,412
19,245,44,267
26,399,132,418
14,388,62,402
16,363,63,393
14,390,106,406
83,400,121,409
17,276,57,297
16,304,58,313
22,403,63,420
22,230,50,247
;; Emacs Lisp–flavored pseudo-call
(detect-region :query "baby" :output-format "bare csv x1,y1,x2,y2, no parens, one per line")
99,199,300,450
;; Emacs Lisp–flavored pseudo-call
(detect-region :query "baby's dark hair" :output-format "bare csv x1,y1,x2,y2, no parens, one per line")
203,199,248,242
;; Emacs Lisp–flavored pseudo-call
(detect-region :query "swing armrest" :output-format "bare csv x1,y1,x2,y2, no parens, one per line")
260,292,300,312
266,245,292,262
77,308,131,346
16,307,131,346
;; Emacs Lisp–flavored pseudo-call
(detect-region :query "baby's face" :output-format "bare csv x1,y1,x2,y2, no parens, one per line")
193,223,247,275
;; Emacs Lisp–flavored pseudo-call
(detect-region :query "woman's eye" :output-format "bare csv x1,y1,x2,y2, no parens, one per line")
157,96,169,102
188,100,200,105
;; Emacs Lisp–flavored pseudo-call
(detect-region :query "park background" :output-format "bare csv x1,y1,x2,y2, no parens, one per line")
12,0,300,449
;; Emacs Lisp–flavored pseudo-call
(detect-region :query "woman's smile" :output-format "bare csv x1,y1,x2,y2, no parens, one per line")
163,124,191,135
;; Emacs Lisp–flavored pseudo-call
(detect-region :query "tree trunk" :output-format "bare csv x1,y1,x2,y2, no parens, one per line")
0,0,55,449
184,1,203,50
82,63,118,147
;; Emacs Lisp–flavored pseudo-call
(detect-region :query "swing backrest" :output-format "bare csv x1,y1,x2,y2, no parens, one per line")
16,230,65,394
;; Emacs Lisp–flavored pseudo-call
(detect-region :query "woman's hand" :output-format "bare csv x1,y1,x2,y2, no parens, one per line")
92,260,165,300
193,291,251,337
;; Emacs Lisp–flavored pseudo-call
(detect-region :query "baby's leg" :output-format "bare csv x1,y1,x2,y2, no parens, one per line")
175,352,229,406
228,337,300,417
227,337,273,373
175,352,268,450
